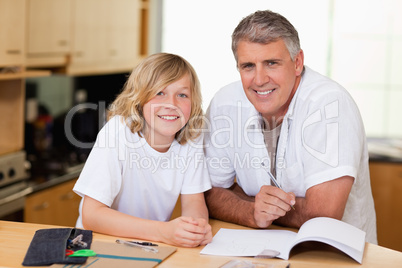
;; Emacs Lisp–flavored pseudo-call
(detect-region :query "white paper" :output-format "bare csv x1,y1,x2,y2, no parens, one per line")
200,228,296,258
200,217,366,263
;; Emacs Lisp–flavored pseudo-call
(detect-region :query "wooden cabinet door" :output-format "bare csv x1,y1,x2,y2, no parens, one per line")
24,179,81,227
369,161,402,251
0,0,25,67
26,0,71,55
0,80,24,155
70,0,108,71
108,0,141,69
69,0,142,74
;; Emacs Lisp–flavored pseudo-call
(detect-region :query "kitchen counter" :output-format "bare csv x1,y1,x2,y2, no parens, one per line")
27,163,84,193
0,162,83,221
368,137,402,163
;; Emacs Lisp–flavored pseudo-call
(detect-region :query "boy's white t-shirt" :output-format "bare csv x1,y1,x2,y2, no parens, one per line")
73,116,211,228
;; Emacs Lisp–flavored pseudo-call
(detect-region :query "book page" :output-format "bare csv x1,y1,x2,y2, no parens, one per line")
200,228,296,258
289,217,366,263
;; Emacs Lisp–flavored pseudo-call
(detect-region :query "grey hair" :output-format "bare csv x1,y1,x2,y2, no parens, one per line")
232,10,301,62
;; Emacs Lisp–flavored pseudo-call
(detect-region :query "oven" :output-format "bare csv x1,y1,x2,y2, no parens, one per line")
0,151,31,221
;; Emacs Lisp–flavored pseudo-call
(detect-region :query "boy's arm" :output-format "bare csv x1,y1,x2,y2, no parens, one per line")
82,195,162,241
180,192,212,245
82,195,209,247
180,192,208,220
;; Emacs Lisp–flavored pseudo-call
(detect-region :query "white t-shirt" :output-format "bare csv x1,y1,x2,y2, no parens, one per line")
204,66,377,244
74,116,211,228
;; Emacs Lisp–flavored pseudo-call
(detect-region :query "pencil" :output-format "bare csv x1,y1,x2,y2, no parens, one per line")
261,162,295,210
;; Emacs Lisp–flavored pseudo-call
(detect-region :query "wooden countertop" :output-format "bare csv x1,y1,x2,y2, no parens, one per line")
1,219,402,267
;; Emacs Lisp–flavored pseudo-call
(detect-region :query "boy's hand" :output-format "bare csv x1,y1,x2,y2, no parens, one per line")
161,216,211,247
193,218,212,245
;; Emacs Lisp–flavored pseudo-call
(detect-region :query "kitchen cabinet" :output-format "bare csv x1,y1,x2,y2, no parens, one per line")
369,161,402,252
26,0,72,67
0,79,24,155
23,0,150,75
0,0,25,68
68,0,143,75
0,0,145,153
24,179,81,227
0,0,50,156
0,73,49,156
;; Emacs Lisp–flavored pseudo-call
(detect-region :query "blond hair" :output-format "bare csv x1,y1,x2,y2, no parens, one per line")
108,53,203,144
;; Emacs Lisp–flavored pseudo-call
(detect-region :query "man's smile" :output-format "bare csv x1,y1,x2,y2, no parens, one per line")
255,88,276,95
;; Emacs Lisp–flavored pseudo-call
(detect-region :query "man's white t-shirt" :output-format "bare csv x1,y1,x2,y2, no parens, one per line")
204,66,377,244
74,116,211,228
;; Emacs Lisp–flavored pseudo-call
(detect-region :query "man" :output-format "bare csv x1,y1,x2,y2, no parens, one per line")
204,10,377,244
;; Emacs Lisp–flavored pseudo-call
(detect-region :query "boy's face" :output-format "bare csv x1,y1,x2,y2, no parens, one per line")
143,74,192,152
236,39,304,124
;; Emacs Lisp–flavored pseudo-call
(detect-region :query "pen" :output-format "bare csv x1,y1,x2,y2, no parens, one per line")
261,162,295,210
116,239,159,253
130,241,158,246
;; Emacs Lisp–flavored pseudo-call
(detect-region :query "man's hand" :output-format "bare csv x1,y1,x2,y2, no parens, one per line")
254,185,296,228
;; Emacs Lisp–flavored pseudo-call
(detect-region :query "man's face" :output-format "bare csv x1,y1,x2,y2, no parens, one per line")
237,39,304,125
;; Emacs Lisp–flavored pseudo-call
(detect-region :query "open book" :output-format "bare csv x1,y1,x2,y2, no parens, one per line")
200,217,366,263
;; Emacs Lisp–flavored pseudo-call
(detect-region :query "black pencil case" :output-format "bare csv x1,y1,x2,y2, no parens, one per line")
22,228,93,266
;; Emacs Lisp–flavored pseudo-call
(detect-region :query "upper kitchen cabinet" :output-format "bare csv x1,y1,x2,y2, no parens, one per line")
25,0,149,75
26,0,72,67
68,0,143,75
0,0,25,69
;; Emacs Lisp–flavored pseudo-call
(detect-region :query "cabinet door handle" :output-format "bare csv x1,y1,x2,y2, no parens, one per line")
60,192,75,201
33,202,49,211
6,50,21,55
58,40,68,46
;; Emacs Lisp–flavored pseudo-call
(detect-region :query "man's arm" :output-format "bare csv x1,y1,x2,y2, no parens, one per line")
206,176,354,230
204,183,259,228
274,176,354,228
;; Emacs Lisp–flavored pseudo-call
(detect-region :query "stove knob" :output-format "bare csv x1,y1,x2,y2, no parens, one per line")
0,171,4,181
8,168,16,178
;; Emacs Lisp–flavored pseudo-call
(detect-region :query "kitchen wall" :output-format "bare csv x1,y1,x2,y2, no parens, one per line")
24,73,128,157
26,76,73,120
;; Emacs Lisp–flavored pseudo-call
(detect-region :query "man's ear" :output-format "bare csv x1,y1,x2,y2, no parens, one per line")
295,49,304,76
